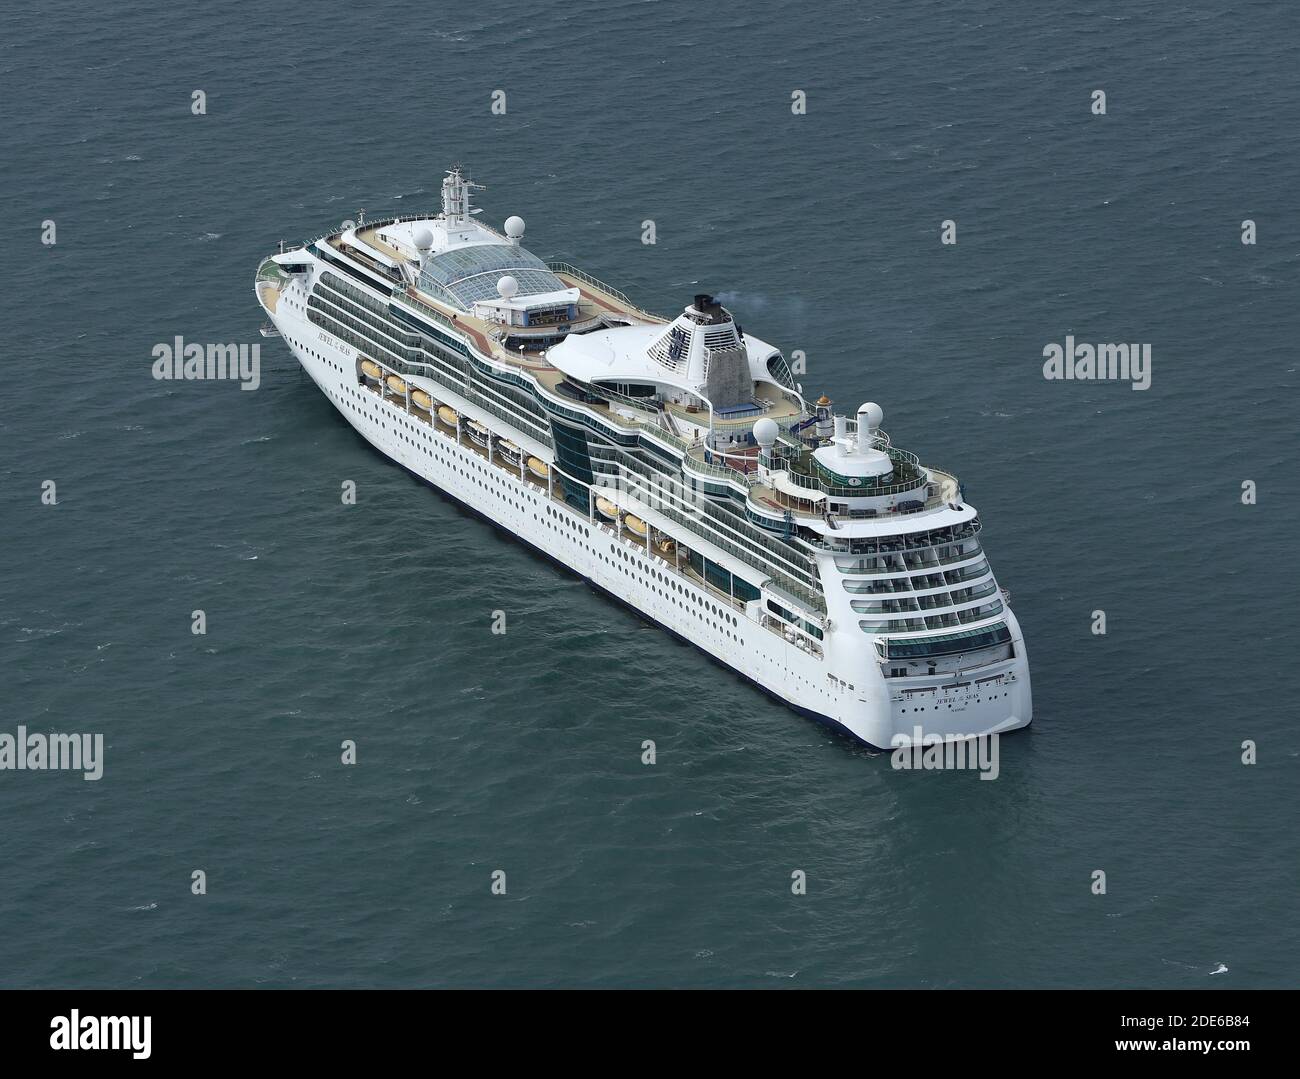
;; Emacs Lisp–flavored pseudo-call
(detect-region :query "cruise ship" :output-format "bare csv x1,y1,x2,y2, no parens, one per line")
254,168,1031,750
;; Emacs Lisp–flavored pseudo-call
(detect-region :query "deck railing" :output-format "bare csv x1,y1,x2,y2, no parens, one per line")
546,261,666,321
256,258,288,283
391,285,459,331
683,444,760,489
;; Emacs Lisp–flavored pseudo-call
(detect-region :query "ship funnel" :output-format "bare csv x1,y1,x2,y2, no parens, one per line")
856,402,883,454
834,414,848,455
690,294,727,324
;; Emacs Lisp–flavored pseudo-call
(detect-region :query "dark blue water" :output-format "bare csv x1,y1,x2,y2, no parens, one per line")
1,0,1296,987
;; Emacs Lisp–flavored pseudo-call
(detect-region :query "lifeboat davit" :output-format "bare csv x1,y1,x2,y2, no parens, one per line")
436,405,459,427
496,439,522,465
411,389,433,412
526,456,550,480
595,496,619,520
623,514,648,538
360,359,383,381
466,420,491,446
386,374,408,395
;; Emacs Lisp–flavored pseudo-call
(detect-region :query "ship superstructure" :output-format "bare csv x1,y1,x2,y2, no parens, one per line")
254,168,1032,749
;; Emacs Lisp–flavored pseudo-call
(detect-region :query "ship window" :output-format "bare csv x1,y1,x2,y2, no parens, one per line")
879,623,1011,659
416,244,567,309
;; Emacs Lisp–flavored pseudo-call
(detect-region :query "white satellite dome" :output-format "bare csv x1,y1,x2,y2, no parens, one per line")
504,215,525,239
752,417,779,446
497,275,519,300
412,227,434,250
857,401,884,430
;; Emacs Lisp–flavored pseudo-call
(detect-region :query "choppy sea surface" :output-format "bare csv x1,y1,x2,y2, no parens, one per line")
1,0,1297,987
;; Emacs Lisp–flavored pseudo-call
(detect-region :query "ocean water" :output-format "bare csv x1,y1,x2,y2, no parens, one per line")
1,0,1297,988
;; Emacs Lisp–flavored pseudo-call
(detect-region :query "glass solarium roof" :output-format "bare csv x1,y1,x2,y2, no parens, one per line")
416,243,568,309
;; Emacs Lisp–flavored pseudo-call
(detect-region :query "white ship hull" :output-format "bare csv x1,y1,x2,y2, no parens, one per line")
262,286,1032,750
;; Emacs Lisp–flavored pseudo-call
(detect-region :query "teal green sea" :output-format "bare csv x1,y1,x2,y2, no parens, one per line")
1,0,1296,987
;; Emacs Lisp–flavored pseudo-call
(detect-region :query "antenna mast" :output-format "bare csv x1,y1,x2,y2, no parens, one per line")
441,165,485,227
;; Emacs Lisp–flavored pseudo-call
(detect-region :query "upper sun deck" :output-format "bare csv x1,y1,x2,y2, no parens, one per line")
319,177,800,438
307,217,657,370
685,423,965,532
271,168,965,542
384,247,661,368
308,216,962,532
